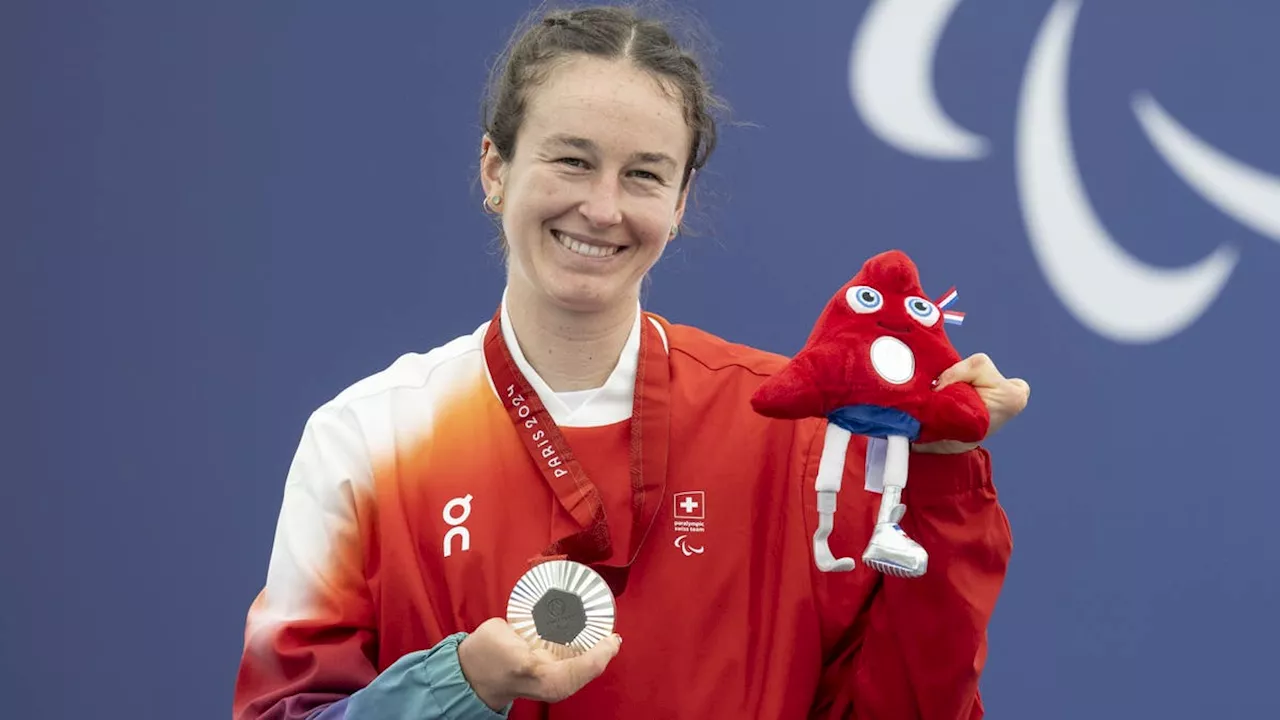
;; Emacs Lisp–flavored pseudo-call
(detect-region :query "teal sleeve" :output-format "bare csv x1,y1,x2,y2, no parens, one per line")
344,632,511,720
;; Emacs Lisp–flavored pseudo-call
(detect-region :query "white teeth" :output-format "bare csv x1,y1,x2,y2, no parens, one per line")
554,231,621,258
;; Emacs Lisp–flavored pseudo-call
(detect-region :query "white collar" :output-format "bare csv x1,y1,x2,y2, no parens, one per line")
490,291,666,428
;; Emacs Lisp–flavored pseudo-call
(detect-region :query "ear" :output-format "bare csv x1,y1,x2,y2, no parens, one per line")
671,168,695,239
480,135,506,202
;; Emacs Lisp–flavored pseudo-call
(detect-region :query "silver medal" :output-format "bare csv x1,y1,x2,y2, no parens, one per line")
506,560,616,659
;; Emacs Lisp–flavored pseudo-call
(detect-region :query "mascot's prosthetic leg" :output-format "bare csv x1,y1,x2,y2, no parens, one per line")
752,250,989,578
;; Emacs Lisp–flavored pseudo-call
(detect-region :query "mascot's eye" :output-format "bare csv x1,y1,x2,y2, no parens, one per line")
904,296,940,327
846,286,883,314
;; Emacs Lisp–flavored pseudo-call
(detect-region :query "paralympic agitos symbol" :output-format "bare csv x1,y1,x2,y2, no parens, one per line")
850,0,1280,344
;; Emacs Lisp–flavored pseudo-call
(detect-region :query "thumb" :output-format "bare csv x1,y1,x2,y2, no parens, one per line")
536,635,623,701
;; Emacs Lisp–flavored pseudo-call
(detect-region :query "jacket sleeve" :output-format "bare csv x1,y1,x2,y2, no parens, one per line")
232,407,506,720
805,432,1014,720
341,634,510,720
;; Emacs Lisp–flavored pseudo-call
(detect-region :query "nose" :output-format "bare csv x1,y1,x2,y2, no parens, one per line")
578,176,623,228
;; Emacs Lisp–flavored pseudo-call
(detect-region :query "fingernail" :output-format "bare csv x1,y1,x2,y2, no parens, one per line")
614,634,623,646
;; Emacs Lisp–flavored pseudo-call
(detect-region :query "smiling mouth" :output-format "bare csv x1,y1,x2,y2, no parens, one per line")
553,230,624,259
876,321,914,334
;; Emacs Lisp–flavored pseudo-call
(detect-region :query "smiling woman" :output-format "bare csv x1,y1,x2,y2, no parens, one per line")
231,4,1026,720
480,54,694,390
477,7,723,391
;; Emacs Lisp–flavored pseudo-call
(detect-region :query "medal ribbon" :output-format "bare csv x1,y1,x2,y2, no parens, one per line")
482,307,670,593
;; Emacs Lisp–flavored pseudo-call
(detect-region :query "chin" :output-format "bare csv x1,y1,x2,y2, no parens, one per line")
542,276,632,314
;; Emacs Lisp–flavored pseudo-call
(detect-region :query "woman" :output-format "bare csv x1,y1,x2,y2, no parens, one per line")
233,5,1028,719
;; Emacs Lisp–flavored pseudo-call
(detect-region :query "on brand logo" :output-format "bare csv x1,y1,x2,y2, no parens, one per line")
442,494,473,557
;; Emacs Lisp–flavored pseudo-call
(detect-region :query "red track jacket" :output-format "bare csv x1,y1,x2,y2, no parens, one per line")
233,306,1013,719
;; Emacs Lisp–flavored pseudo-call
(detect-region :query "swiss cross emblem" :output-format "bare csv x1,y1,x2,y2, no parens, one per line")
673,491,705,520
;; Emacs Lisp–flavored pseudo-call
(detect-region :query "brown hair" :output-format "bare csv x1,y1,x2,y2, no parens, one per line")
481,3,726,190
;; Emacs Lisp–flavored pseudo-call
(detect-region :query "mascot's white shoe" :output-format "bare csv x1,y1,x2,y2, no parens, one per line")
862,519,928,578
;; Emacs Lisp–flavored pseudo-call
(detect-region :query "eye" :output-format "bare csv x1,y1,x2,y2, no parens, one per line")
904,296,940,327
556,157,589,169
845,286,883,314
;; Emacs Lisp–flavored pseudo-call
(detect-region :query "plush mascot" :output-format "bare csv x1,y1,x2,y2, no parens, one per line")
751,250,988,577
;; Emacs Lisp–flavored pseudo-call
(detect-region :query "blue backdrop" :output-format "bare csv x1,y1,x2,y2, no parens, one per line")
5,1,1279,717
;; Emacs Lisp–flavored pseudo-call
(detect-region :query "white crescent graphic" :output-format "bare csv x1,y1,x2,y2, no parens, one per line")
850,0,989,160
1015,0,1239,344
674,535,704,556
1132,92,1280,243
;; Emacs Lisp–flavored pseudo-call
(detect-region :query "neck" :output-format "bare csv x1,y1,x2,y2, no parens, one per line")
504,286,638,392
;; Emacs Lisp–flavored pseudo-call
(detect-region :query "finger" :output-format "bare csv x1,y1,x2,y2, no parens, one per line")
484,618,535,657
562,634,621,684
536,635,621,701
982,378,1032,436
1004,378,1031,412
527,635,622,702
967,355,1007,389
937,353,987,388
935,353,995,390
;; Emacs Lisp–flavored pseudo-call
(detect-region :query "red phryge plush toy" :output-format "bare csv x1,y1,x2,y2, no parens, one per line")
752,250,988,577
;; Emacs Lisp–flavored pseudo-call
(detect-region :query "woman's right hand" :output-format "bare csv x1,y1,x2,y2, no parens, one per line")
456,617,623,710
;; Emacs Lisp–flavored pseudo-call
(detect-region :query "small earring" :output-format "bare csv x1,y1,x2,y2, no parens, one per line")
669,224,679,238
484,194,503,213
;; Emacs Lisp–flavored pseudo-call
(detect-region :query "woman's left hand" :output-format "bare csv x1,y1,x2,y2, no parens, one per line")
913,353,1031,454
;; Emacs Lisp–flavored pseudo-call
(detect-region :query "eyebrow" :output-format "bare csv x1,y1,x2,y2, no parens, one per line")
546,134,678,170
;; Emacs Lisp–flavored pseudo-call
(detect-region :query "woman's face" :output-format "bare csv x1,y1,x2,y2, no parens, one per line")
481,55,692,316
